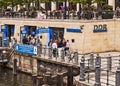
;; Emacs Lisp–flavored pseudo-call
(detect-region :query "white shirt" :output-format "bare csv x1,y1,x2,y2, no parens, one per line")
52,42,57,49
66,42,70,48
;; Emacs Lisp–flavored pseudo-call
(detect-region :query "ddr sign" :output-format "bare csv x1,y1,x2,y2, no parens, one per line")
15,44,37,55
93,24,107,32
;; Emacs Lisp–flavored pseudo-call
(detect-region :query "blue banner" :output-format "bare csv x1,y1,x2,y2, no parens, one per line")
66,28,82,33
1,25,8,38
1,25,8,47
35,27,53,48
15,44,37,55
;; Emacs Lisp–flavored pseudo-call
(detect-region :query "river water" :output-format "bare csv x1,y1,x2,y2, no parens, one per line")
0,67,33,86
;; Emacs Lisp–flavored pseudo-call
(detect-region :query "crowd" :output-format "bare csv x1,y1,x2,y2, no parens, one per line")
22,34,70,57
48,37,70,57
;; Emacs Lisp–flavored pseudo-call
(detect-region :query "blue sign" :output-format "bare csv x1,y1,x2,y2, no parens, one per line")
93,29,107,32
36,28,49,34
15,44,37,55
66,28,82,33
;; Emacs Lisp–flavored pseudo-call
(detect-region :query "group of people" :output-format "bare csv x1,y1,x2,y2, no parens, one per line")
22,34,70,57
22,35,42,46
48,37,70,57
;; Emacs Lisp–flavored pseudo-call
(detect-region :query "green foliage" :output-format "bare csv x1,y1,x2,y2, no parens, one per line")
103,4,113,11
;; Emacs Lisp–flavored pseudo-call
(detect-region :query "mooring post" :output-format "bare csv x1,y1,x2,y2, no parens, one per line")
94,54,101,86
67,65,73,86
107,54,112,71
36,76,43,86
13,74,17,86
32,74,37,86
57,73,64,86
79,56,85,81
44,72,51,85
13,59,17,75
115,60,120,86
74,51,78,65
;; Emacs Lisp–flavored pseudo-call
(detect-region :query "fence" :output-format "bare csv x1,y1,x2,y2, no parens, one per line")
37,46,81,65
79,53,120,86
0,10,120,20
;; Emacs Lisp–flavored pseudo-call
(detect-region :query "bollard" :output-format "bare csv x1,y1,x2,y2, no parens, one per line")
61,49,65,62
115,67,120,86
107,55,112,71
13,59,17,75
94,54,101,86
89,53,94,66
13,74,17,86
32,74,37,86
57,73,64,86
79,56,85,81
74,52,78,65
67,65,73,86
48,48,52,59
36,76,43,86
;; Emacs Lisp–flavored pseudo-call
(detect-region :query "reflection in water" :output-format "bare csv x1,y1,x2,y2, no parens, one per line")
0,67,32,86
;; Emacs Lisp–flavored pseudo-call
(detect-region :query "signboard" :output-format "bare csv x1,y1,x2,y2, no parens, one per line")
15,44,37,55
36,28,49,34
66,28,82,33
93,24,107,32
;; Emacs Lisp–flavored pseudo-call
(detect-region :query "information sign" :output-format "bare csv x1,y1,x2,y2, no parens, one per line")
15,44,37,55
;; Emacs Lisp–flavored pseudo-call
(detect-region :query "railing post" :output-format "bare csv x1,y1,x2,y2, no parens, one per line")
113,10,117,19
74,51,78,65
94,54,101,86
107,54,112,71
93,11,97,20
79,56,85,81
48,48,52,59
67,65,73,86
61,49,65,62
115,60,120,86
13,59,17,75
89,53,94,66
43,47,46,57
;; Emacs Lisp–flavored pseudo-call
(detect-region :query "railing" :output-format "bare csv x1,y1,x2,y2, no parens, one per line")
79,53,120,86
0,10,119,20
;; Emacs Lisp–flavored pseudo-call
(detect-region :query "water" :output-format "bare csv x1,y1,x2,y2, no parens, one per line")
0,67,33,86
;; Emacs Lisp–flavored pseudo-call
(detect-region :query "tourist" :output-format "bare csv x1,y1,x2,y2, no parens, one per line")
48,39,53,48
57,37,63,57
52,40,57,57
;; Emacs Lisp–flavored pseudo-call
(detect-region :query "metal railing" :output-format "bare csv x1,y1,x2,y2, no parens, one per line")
79,53,120,86
0,10,119,20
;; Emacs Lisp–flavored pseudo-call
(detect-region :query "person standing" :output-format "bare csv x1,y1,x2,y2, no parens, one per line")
57,37,63,57
52,40,57,57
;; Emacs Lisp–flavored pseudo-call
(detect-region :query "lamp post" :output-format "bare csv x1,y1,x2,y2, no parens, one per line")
63,0,67,19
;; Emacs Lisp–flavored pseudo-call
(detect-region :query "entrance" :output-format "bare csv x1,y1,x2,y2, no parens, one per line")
20,25,36,43
49,27,64,40
1,24,15,46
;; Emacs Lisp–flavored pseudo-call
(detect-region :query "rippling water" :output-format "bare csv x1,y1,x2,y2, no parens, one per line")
0,67,33,86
